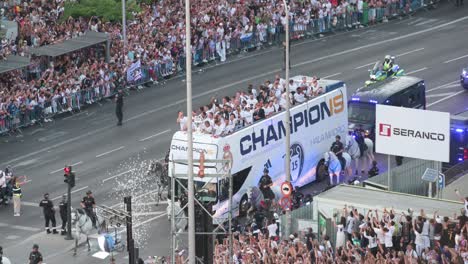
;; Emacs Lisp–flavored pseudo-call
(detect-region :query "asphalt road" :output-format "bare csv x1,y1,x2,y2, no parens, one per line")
1,3,468,263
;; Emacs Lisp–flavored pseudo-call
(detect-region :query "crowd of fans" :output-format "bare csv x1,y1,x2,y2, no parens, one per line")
177,74,325,136
0,0,411,133
214,194,468,263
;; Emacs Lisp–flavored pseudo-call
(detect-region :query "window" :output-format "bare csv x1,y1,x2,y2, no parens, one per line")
218,167,251,202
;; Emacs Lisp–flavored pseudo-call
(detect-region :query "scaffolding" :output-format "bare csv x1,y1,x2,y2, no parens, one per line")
170,158,233,264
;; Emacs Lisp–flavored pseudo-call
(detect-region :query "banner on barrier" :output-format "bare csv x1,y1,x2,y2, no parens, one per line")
376,105,450,162
127,60,142,82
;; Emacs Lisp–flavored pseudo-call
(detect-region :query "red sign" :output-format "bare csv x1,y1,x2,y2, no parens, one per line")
281,181,292,197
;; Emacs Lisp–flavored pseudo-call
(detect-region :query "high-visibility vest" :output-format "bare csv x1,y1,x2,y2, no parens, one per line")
12,184,21,196
383,61,391,71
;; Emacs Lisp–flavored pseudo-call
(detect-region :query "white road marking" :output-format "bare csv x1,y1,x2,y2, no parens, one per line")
414,19,437,27
49,161,82,174
52,185,89,201
444,54,468,64
427,90,466,107
22,201,39,207
426,92,458,98
322,72,342,79
427,80,460,92
102,169,136,183
0,222,41,232
96,146,125,158
355,61,377,69
407,17,424,25
293,16,468,68
406,67,428,75
396,47,425,57
139,129,172,142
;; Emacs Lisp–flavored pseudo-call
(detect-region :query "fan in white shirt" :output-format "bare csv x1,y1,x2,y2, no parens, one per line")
177,111,188,131
240,106,254,125
294,88,307,104
200,120,213,134
245,94,258,107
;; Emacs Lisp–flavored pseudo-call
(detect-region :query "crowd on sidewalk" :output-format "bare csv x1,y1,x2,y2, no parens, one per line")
177,74,325,135
0,0,417,134
213,191,468,263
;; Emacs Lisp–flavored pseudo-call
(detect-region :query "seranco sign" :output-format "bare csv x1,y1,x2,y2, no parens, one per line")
376,105,450,162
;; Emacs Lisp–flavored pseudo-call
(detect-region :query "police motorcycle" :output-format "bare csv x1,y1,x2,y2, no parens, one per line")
364,57,405,87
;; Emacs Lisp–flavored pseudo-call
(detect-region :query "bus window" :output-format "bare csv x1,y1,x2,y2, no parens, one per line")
218,167,251,202
401,84,422,108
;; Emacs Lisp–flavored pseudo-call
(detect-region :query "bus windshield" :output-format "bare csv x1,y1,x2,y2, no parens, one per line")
348,102,376,125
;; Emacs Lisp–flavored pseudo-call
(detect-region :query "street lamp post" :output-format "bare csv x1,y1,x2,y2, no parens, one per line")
122,0,127,52
283,0,292,240
184,0,195,262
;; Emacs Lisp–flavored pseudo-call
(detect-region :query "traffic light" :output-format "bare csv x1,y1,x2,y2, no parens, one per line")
64,166,75,188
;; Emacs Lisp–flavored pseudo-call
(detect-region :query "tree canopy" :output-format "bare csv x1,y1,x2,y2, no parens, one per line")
62,0,141,23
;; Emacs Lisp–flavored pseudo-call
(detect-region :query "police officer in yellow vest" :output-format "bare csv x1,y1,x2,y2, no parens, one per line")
382,55,394,76
12,180,22,216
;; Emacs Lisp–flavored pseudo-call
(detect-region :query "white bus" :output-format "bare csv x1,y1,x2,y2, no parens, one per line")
168,77,348,220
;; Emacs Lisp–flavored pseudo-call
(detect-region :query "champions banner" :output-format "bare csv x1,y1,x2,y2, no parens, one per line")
126,60,142,82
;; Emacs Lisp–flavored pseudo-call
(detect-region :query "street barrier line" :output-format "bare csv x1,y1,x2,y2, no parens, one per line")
406,67,428,75
427,80,459,92
444,54,468,64
355,61,377,69
426,92,457,98
102,168,136,183
427,90,465,108
49,161,82,174
139,129,171,142
0,222,41,232
96,146,125,158
52,185,89,201
322,72,342,79
396,47,425,57
293,16,468,68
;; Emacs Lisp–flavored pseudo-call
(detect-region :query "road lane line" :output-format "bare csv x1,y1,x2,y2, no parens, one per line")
293,16,468,68
406,67,428,75
355,62,377,69
96,146,125,158
427,80,460,92
22,201,39,207
396,47,425,57
427,90,466,108
0,222,41,232
49,161,82,174
426,92,458,98
102,169,136,183
139,129,172,142
322,72,342,79
444,54,468,64
52,185,89,201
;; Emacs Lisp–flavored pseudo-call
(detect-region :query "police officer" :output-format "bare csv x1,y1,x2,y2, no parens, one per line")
80,191,96,228
115,89,124,126
39,193,57,234
258,168,274,200
28,244,43,264
331,135,346,170
59,194,68,235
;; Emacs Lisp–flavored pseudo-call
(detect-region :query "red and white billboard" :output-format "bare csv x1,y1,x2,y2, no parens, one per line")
376,105,450,162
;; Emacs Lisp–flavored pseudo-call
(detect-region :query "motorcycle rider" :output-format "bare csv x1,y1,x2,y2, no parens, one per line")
80,191,97,228
330,135,346,171
382,55,394,76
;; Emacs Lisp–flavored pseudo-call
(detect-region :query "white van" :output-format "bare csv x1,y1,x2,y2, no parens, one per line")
168,78,348,220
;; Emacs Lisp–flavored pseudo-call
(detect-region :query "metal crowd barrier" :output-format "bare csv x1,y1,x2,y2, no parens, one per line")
0,0,433,136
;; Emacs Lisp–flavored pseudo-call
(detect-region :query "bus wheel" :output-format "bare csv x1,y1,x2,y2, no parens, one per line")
239,195,249,217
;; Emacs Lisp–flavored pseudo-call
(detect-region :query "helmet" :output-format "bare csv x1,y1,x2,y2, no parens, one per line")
384,55,391,61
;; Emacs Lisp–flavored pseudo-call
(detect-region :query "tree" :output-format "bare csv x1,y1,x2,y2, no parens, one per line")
62,0,141,23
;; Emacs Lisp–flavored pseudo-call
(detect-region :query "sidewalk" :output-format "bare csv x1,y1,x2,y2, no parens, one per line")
3,231,129,264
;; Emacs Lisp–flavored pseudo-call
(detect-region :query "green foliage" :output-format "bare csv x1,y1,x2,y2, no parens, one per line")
62,0,141,23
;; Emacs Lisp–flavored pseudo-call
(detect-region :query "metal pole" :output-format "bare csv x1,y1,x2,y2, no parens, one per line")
122,0,127,52
171,161,176,264
124,196,134,264
283,0,291,240
387,155,391,191
228,169,233,264
65,182,73,240
185,0,195,261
